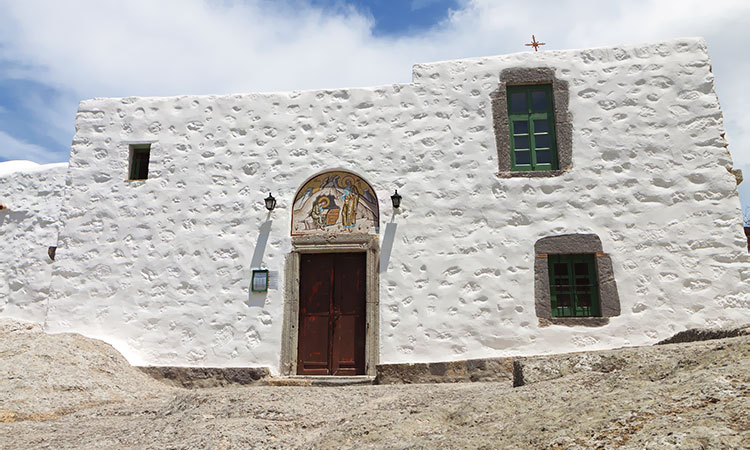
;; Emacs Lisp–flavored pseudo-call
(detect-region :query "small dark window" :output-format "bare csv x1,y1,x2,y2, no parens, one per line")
507,84,558,172
129,145,151,180
548,254,600,317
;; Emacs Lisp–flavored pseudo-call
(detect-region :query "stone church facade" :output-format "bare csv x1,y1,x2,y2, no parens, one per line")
1,37,747,376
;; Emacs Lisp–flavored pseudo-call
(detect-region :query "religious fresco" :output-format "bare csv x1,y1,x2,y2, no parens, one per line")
291,171,379,236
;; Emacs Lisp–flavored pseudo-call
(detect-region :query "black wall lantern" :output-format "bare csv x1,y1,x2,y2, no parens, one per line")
264,192,277,211
391,190,402,209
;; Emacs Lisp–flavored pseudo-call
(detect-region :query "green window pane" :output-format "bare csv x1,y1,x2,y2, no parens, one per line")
515,151,531,165
513,121,529,135
533,120,549,133
514,136,529,149
510,92,527,113
535,134,550,149
536,151,551,164
531,91,548,112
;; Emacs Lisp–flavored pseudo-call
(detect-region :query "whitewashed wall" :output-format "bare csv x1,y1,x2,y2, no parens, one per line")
44,37,749,372
0,161,68,323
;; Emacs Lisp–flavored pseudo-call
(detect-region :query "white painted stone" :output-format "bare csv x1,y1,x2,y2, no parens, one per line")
1,38,748,374
0,161,68,322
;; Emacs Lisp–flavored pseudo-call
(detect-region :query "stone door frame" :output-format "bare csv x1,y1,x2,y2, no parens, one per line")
280,234,380,376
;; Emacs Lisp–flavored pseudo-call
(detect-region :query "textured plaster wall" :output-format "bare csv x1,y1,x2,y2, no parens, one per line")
0,162,68,323
43,37,749,372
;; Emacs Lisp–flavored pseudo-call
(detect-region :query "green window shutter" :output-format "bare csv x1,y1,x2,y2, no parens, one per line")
548,254,600,317
507,85,558,172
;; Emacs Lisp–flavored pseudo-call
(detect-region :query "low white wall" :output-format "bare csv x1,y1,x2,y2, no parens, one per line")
0,161,68,323
43,37,748,372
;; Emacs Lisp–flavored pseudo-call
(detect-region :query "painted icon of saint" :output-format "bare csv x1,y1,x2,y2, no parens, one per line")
310,198,327,228
341,188,359,228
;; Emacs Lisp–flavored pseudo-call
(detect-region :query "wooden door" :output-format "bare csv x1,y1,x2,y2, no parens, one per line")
298,253,366,375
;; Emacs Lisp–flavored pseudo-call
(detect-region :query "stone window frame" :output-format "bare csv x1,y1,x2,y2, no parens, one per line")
534,234,620,327
491,67,573,178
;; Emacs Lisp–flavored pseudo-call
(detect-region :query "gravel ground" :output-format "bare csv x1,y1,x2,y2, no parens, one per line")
1,318,748,449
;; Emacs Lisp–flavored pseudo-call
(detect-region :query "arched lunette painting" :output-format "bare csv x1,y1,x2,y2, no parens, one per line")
291,170,379,236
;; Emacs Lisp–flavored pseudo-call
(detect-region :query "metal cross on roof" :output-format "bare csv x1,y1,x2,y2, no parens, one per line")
525,35,546,52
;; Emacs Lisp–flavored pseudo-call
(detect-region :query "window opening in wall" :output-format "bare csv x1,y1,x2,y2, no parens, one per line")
129,145,151,180
507,84,558,171
548,254,600,317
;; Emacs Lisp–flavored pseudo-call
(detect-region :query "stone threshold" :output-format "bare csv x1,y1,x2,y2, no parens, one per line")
266,375,376,387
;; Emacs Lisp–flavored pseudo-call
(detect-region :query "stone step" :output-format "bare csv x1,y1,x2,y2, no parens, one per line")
265,375,375,387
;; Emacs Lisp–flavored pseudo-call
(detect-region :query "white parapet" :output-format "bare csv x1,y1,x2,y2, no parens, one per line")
0,161,68,323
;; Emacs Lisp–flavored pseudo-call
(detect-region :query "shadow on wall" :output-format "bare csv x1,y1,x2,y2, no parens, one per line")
247,219,272,308
380,219,398,274
0,209,31,228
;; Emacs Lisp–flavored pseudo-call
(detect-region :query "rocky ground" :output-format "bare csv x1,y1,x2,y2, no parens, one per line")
1,318,748,449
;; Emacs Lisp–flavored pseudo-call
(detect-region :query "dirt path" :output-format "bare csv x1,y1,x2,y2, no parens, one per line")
1,319,748,449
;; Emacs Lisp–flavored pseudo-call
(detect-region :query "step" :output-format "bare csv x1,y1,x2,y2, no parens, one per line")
265,375,375,387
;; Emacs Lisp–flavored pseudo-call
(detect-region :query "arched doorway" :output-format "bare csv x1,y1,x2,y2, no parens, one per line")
280,169,380,376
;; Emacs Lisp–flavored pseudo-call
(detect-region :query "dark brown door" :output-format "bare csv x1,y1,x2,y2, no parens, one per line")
298,253,366,375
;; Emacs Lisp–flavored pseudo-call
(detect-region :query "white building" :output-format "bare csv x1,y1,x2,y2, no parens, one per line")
1,37,748,376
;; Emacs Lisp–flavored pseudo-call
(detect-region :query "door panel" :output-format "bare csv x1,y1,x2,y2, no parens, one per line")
298,315,330,374
335,253,366,315
332,253,366,375
298,254,334,375
298,252,366,376
331,315,363,375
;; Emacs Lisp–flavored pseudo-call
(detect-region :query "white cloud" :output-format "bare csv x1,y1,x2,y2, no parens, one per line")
0,0,748,169
0,130,63,163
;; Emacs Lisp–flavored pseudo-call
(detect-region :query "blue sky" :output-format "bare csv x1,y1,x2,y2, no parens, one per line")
0,0,748,215
311,0,460,35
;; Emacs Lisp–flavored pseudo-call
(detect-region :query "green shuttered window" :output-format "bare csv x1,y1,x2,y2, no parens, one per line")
548,254,600,317
507,84,558,171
